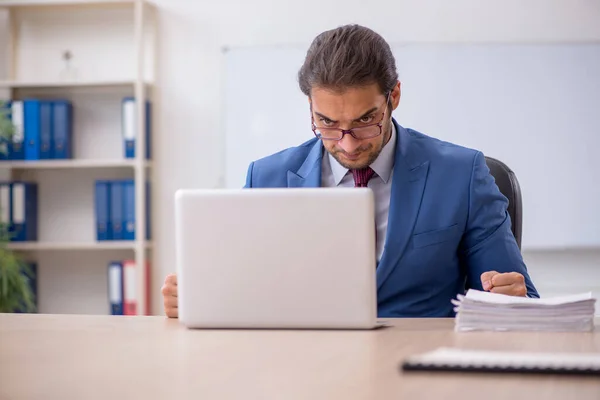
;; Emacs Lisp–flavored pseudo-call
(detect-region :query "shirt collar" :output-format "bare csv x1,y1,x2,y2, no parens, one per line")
328,123,397,185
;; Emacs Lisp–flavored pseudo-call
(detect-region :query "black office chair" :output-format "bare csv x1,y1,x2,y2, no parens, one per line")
485,156,523,250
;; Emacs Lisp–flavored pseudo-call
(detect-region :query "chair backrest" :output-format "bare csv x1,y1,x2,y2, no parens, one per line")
484,156,523,249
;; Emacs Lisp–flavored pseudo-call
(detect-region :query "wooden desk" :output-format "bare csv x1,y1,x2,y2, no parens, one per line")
1,314,599,400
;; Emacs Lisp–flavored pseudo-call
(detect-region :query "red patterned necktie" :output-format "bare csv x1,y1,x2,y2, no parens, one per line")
351,167,376,188
352,167,378,268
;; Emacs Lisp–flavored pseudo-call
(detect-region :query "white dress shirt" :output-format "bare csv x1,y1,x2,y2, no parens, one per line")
321,124,397,261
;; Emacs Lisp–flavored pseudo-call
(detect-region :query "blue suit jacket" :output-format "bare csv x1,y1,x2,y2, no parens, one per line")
244,120,539,317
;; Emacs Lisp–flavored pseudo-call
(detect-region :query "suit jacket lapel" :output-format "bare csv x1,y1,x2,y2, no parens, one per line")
287,140,323,188
376,121,430,290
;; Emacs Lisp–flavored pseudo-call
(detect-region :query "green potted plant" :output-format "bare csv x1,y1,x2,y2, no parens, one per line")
0,101,36,313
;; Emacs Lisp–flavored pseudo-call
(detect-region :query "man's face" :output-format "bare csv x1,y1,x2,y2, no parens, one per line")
310,82,400,170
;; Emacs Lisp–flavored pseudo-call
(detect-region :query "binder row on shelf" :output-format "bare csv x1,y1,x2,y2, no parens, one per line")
0,97,151,160
0,100,73,160
0,182,38,241
95,180,151,241
12,259,151,316
122,97,152,160
108,259,150,315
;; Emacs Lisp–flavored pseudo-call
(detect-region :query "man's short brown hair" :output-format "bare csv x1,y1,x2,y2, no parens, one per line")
298,24,398,97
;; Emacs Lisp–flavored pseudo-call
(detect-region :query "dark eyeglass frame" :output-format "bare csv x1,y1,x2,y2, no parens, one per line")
311,93,391,141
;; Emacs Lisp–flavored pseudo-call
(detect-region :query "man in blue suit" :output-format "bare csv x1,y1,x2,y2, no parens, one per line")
162,24,538,318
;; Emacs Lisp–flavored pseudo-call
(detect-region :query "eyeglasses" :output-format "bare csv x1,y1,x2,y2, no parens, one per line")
311,94,390,141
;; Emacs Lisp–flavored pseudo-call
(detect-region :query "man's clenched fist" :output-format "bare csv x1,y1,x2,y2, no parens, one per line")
481,270,527,297
161,274,178,318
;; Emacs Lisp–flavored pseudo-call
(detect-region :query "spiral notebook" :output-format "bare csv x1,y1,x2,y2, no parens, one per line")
401,347,600,376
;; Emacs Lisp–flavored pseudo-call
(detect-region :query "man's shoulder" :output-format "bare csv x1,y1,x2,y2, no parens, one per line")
403,126,481,169
252,137,320,170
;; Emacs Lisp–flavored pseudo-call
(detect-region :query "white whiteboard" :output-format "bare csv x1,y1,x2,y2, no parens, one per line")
222,43,600,250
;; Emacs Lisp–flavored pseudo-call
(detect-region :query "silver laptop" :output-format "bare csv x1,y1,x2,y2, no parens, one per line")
174,187,379,329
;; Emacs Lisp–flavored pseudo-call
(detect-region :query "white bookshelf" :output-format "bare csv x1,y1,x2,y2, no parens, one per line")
7,241,152,251
0,0,157,316
0,159,151,169
0,0,135,7
0,80,153,89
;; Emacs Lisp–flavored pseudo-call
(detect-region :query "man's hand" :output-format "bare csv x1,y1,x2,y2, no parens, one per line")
161,274,178,318
480,271,527,297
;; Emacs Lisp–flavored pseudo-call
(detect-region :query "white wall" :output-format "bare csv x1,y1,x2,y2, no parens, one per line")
523,249,600,299
1,0,599,315
150,0,600,315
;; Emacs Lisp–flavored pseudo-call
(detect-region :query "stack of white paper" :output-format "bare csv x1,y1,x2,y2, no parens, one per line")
452,289,597,332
